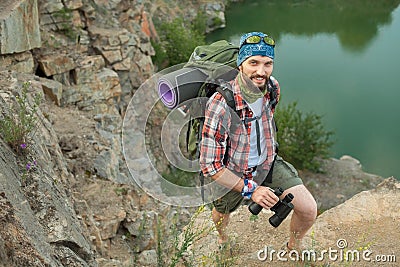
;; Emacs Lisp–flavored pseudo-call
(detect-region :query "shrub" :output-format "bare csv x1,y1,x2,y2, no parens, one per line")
0,81,41,154
152,14,206,68
161,167,197,195
274,101,335,172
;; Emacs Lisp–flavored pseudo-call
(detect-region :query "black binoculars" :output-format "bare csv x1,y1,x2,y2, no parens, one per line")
248,187,294,228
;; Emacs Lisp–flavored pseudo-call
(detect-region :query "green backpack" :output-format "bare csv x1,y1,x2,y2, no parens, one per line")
183,40,239,160
184,40,239,88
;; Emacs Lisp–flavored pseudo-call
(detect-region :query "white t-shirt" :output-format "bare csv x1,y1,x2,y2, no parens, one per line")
247,97,267,167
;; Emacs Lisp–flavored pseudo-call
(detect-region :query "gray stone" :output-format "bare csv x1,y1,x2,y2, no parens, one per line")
0,0,41,54
0,51,34,73
64,0,84,10
38,0,64,13
38,53,77,76
138,249,158,266
0,71,95,266
124,211,156,251
74,55,105,84
40,77,63,105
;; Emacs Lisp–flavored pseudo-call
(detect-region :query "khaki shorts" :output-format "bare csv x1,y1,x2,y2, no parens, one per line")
213,156,303,214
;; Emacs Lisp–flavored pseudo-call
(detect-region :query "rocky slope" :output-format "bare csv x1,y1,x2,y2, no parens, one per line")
0,1,398,267
0,0,228,266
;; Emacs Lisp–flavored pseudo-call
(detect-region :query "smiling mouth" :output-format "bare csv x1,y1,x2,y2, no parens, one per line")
251,75,267,83
251,74,267,79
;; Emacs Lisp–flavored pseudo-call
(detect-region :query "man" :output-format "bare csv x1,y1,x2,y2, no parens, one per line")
199,31,317,251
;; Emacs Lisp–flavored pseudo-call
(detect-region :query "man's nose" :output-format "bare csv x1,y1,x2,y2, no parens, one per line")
256,65,267,75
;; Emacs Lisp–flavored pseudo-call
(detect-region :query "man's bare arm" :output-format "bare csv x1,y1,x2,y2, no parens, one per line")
210,168,278,209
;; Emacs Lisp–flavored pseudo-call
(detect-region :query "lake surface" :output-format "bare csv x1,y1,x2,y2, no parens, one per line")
207,0,400,179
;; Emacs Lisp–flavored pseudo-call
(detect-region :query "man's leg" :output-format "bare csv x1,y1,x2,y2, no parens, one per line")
212,207,230,244
284,184,317,250
263,157,317,250
212,189,244,244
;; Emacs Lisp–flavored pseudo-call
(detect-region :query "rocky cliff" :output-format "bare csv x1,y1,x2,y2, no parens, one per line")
0,0,227,266
0,1,397,266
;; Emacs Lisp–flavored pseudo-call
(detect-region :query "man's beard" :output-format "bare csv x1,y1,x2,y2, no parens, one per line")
248,74,268,91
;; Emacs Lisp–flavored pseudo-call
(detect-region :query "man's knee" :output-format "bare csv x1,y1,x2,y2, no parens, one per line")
286,185,317,220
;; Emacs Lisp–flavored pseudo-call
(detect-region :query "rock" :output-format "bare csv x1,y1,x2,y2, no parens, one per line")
40,77,63,105
62,67,121,113
138,249,158,266
0,191,47,267
300,156,384,211
38,53,78,76
64,0,84,10
0,51,35,73
0,71,95,266
317,177,399,225
201,2,226,33
73,55,105,84
123,211,156,251
39,0,64,13
94,148,120,181
0,0,41,54
80,182,127,241
140,10,158,40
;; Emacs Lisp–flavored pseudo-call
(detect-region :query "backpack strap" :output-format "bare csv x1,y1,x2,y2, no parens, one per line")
215,81,236,110
215,81,242,119
268,77,279,110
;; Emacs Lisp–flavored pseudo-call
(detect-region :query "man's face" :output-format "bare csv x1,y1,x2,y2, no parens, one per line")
239,55,274,89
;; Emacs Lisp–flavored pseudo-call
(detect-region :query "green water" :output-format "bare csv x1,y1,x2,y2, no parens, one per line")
207,0,400,179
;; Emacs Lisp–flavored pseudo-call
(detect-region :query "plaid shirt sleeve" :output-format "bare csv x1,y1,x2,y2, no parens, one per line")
199,93,230,177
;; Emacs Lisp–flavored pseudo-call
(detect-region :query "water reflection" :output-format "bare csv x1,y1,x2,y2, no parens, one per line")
208,0,400,51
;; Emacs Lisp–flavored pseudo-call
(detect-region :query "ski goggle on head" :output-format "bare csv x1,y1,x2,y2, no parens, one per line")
240,35,275,48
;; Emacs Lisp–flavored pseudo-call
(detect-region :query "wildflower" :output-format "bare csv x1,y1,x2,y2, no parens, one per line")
20,143,27,149
26,162,32,171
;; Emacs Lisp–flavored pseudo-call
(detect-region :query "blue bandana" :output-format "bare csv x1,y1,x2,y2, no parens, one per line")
236,32,275,67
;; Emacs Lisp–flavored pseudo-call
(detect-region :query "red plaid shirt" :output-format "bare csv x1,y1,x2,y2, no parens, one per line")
199,76,280,179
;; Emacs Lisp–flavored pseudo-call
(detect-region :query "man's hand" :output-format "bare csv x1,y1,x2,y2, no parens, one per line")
251,186,279,209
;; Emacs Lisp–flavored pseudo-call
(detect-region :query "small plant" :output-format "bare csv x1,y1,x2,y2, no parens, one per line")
155,205,237,267
21,152,38,181
53,8,80,41
274,101,335,172
0,81,41,154
53,7,73,20
249,214,259,222
113,187,128,196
